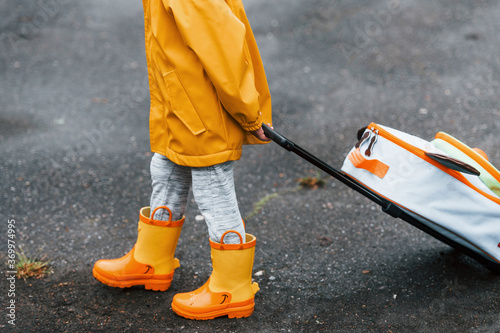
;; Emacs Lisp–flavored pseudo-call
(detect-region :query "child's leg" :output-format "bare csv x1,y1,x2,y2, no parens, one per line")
93,153,188,291
191,161,245,244
150,153,191,221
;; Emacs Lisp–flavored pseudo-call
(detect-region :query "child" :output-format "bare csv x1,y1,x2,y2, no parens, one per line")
93,0,272,320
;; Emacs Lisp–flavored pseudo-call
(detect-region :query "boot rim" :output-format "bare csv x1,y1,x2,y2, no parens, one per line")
210,232,256,250
140,206,185,228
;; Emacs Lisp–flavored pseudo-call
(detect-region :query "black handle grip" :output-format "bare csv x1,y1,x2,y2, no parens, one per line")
262,123,295,151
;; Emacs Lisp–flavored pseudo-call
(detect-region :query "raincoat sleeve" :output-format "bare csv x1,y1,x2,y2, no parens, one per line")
167,0,262,132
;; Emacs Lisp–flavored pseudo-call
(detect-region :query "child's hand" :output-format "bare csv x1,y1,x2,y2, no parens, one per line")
251,123,273,141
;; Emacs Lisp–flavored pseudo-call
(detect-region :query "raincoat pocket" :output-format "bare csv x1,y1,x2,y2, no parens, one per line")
164,70,207,136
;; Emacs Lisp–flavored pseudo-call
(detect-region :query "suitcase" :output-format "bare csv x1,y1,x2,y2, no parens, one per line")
262,123,500,272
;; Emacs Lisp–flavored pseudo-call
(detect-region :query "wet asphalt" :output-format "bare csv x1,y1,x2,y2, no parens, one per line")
1,0,500,332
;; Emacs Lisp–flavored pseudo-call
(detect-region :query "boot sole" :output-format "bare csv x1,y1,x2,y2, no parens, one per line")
92,267,172,291
171,302,255,320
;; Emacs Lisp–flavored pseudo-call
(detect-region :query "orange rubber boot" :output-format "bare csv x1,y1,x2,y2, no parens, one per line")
93,206,184,291
172,231,260,320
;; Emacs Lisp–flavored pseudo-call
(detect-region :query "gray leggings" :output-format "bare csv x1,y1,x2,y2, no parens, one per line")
150,153,245,244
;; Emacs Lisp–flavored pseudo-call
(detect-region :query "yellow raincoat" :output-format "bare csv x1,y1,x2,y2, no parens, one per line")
142,0,272,167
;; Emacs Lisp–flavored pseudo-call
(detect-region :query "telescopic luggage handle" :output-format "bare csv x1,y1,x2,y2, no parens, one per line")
262,123,295,151
261,124,392,211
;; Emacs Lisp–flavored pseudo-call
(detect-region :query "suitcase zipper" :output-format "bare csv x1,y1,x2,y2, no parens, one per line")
356,126,378,157
355,130,371,149
366,122,500,205
365,127,378,157
368,122,464,169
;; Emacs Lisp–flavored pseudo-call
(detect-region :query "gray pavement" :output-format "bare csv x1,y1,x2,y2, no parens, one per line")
1,0,500,332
